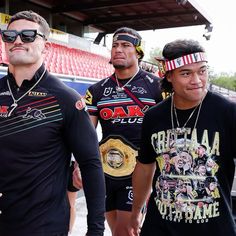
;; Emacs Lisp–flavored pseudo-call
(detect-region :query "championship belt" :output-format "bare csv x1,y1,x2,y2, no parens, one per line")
99,136,138,178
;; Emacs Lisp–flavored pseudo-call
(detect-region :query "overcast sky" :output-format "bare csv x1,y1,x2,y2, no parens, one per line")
139,0,236,74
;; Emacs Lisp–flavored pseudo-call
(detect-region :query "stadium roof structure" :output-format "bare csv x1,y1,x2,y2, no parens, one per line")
4,0,212,43
27,0,212,33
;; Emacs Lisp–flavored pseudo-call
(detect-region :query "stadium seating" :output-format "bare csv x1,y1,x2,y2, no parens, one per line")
44,43,114,78
0,38,114,79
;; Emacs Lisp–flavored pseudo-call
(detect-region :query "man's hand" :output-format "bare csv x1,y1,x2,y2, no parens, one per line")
128,212,142,236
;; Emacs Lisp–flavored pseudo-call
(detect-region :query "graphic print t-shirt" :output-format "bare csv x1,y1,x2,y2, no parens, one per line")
138,92,236,235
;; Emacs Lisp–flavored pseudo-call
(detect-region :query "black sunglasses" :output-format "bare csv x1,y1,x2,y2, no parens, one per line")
1,29,46,43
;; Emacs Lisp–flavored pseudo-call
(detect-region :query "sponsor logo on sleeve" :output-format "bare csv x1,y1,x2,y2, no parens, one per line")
75,97,86,110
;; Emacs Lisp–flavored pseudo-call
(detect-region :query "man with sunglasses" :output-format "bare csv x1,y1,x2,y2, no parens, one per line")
1,29,46,43
0,10,105,236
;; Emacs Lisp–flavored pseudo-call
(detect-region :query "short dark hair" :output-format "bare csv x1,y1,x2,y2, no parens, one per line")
8,10,50,40
161,39,206,93
113,27,142,41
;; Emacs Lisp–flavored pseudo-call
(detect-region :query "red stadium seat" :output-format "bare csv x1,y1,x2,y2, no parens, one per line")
0,37,114,78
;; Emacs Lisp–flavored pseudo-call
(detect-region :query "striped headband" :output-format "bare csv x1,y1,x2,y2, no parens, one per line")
165,52,207,71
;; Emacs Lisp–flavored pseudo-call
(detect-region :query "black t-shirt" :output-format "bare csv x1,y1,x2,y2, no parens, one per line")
139,91,236,235
0,65,105,236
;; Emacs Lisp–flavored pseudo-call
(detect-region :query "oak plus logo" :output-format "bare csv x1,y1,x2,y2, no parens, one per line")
100,105,144,124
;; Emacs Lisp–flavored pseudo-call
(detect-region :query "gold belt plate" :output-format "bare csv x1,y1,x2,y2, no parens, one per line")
99,137,137,177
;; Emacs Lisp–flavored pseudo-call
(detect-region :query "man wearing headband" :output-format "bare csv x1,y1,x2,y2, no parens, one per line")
129,39,236,236
84,27,163,235
0,10,105,236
